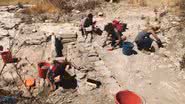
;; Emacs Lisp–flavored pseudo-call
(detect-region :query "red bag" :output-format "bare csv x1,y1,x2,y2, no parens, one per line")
112,20,122,32
112,20,128,32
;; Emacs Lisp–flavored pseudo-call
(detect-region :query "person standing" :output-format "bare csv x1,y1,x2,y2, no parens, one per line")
80,13,95,42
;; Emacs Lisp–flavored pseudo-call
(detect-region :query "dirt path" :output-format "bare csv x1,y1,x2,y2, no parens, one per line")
94,43,185,104
92,2,185,104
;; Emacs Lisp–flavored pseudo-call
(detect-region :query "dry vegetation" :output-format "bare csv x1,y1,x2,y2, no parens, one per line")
28,2,59,14
0,0,36,5
0,0,103,14
0,0,58,14
46,0,103,12
0,0,184,14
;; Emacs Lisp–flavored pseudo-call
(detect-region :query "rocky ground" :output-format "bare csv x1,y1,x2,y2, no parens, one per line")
0,1,185,104
93,2,185,104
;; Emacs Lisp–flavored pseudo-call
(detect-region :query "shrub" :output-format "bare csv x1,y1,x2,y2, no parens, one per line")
47,0,103,12
128,0,147,6
30,2,59,14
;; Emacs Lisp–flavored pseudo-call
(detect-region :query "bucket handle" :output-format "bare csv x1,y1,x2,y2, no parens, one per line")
141,96,146,104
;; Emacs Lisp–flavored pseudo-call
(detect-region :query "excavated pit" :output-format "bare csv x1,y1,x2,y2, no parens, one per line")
1,1,185,104
0,5,120,104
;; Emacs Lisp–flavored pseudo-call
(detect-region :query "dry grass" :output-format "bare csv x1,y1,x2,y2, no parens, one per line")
0,0,102,14
0,0,184,15
0,0,36,5
128,0,147,6
0,0,60,14
28,1,59,14
47,0,102,11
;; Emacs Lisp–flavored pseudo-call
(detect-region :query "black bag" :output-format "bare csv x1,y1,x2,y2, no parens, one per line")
120,23,128,32
94,28,103,36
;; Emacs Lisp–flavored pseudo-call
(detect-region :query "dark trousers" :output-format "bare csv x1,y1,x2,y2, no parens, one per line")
111,32,122,48
136,38,153,50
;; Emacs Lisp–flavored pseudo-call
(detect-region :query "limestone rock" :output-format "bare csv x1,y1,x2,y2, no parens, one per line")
7,5,18,11
88,57,100,62
98,12,104,16
0,6,9,11
94,61,104,67
76,71,86,80
88,52,98,57
72,9,80,14
0,28,9,36
3,71,18,81
32,29,37,33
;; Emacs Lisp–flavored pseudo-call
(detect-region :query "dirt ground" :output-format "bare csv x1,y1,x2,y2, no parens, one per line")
0,1,185,104
93,1,185,104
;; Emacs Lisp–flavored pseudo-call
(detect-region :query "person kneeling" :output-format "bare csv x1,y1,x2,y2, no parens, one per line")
135,26,163,52
46,59,71,91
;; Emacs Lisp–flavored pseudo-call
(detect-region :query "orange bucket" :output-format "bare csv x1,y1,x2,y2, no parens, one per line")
25,78,35,87
115,90,142,104
37,62,51,79
1,51,13,64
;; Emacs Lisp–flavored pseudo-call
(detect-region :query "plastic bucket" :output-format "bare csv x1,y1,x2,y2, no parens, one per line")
1,51,13,64
122,42,134,55
25,78,35,87
37,62,51,79
115,90,142,104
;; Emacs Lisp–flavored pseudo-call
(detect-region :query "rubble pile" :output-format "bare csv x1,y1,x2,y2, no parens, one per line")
0,4,118,104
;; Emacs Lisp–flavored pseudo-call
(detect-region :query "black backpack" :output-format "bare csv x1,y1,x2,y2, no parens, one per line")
120,23,128,32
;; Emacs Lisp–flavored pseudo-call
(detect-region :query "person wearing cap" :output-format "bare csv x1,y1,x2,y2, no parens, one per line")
135,25,163,51
80,13,95,42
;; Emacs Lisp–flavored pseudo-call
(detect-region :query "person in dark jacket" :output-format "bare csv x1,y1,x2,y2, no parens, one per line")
135,26,163,51
80,13,95,42
103,23,122,50
46,59,71,91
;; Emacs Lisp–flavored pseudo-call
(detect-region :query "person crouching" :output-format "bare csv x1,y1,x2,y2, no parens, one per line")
46,59,70,91
103,23,122,51
135,25,163,52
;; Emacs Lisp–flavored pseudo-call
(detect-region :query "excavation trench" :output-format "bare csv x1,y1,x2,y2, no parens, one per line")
1,2,185,104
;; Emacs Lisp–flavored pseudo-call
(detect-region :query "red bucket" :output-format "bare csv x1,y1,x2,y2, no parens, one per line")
37,62,51,79
115,90,142,104
1,51,13,64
